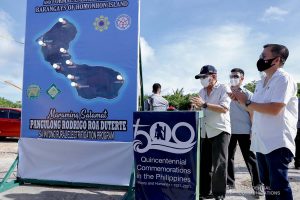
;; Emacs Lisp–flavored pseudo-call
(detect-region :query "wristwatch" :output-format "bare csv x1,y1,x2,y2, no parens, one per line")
245,100,252,107
202,102,208,108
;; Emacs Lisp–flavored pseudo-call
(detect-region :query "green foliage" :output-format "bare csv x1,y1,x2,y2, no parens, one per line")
0,97,21,108
243,80,257,93
164,88,185,110
164,88,196,110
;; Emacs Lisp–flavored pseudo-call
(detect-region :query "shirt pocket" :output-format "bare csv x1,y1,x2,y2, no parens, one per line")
262,86,273,103
252,85,272,103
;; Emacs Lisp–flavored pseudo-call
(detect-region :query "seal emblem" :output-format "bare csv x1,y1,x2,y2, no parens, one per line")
115,14,131,30
93,16,110,32
27,84,40,99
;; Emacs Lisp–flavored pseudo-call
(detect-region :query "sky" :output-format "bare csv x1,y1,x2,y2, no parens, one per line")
1,0,300,102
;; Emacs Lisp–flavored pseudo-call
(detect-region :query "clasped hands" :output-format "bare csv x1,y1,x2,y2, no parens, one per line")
190,96,205,109
228,87,247,105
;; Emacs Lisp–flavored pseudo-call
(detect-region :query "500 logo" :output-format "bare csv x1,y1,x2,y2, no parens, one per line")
133,118,196,154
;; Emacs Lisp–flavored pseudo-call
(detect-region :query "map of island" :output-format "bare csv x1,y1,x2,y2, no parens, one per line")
37,18,124,99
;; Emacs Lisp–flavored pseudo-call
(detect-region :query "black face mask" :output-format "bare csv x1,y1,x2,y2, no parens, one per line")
256,57,277,72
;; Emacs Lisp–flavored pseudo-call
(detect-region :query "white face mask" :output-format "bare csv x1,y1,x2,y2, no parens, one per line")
200,77,210,87
230,78,240,87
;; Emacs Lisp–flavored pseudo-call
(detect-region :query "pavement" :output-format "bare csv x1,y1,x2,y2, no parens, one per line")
0,138,299,200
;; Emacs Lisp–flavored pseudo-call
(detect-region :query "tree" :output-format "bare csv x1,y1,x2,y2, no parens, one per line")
0,97,22,108
243,80,257,93
164,88,197,110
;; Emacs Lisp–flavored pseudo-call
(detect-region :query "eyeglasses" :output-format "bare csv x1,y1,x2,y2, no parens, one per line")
229,74,240,79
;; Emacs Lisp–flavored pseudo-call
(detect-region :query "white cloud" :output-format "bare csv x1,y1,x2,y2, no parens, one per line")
141,24,266,96
140,37,155,65
0,10,23,102
261,6,289,22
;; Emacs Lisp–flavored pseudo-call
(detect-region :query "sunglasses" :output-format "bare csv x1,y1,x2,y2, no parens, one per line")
229,74,240,79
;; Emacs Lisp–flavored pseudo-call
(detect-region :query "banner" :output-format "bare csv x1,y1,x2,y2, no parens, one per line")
19,0,139,185
133,112,199,200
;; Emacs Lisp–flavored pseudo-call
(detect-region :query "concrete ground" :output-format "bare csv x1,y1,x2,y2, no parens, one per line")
0,138,299,200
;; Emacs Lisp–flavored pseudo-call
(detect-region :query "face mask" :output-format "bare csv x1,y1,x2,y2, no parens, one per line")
230,78,240,87
256,57,277,72
200,76,210,87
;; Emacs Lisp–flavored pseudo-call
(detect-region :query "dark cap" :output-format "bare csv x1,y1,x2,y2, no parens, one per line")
195,65,217,79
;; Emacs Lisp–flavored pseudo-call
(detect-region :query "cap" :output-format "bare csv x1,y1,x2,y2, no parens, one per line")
195,65,217,79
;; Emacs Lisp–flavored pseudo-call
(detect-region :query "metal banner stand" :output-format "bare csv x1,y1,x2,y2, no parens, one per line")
0,156,135,200
0,156,20,192
0,113,202,200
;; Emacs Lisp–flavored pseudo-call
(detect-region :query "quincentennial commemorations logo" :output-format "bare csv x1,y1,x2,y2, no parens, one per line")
115,14,131,30
27,84,41,99
93,16,110,32
133,119,196,154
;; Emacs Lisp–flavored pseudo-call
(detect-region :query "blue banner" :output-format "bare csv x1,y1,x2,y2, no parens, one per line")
133,112,198,200
22,0,139,142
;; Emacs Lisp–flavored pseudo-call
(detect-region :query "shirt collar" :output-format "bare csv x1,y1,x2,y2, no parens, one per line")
204,81,220,93
212,81,220,89
262,68,284,83
271,68,283,79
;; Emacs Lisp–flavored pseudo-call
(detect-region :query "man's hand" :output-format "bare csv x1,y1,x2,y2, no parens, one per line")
190,96,205,109
227,86,242,101
232,90,248,105
227,92,237,101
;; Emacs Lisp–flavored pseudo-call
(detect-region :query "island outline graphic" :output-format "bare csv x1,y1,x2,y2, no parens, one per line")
36,18,125,100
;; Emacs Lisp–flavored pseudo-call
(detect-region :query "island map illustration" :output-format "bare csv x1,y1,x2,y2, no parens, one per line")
37,18,124,99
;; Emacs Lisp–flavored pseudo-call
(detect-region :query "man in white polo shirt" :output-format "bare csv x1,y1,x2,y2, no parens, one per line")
191,65,231,200
233,44,298,200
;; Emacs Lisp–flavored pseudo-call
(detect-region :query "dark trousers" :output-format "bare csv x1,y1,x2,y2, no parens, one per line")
256,147,294,200
200,132,230,197
295,128,300,167
227,134,261,187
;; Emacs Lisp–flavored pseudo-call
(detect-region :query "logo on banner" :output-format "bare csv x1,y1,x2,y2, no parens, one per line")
133,118,196,154
115,14,131,30
46,84,61,99
27,84,41,99
93,16,110,32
